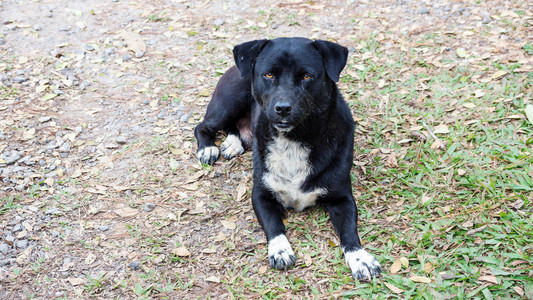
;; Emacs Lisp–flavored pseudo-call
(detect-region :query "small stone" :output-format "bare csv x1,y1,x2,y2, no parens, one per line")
0,243,9,254
135,51,144,58
3,151,21,165
0,74,8,82
59,152,69,158
12,76,28,83
157,112,166,119
15,239,28,249
129,260,140,270
59,26,70,32
85,44,95,51
55,292,64,297
213,19,224,27
418,7,430,14
79,81,90,90
33,24,42,31
104,48,115,56
105,143,119,149
12,224,22,232
180,114,190,123
481,11,492,24
116,136,128,145
122,54,132,62
0,259,10,267
51,230,60,237
53,89,63,95
98,225,109,231
5,234,15,243
39,159,46,166
39,116,52,123
45,208,58,215
272,24,279,29
144,203,156,212
59,142,70,152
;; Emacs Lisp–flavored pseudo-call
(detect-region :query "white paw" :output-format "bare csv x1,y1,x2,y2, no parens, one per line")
221,134,244,159
345,248,382,281
197,146,220,165
268,235,296,270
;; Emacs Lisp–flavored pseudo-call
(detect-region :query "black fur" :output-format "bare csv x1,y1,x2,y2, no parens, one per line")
194,37,382,281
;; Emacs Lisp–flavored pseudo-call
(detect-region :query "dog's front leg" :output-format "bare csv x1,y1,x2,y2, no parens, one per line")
252,185,296,270
324,195,382,281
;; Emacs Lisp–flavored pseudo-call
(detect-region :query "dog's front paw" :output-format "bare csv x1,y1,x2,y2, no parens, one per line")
268,235,296,270
197,146,220,165
345,248,382,281
221,134,244,160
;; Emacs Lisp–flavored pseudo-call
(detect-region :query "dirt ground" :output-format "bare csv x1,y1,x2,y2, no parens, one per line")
0,0,531,299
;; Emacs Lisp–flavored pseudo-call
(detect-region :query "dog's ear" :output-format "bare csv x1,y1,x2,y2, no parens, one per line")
312,40,349,82
233,39,269,78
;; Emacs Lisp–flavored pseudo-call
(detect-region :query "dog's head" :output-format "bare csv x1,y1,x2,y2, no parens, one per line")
233,37,348,132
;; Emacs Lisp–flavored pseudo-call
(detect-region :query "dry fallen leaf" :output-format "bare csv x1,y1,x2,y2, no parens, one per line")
214,232,227,242
114,206,138,217
433,125,450,134
490,70,507,80
478,275,498,285
384,281,404,294
421,194,433,204
236,182,247,202
303,253,313,266
430,139,443,150
423,262,433,273
409,275,431,283
172,246,191,257
385,152,398,168
119,30,146,53
220,220,236,230
456,48,467,58
85,253,97,265
513,285,525,297
258,265,268,274
399,257,409,268
183,182,199,191
390,259,402,274
205,276,220,283
525,104,533,125
67,277,85,286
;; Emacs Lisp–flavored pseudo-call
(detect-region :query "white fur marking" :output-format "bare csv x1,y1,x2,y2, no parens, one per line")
263,135,326,211
268,234,295,269
196,146,219,163
221,134,244,159
344,248,382,280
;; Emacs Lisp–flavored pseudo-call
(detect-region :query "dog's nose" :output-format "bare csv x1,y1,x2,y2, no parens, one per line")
274,102,292,117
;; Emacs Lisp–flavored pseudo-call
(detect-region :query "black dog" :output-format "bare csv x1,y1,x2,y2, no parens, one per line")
194,37,382,280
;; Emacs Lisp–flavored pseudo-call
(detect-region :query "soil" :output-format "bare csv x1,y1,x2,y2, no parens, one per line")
0,0,531,298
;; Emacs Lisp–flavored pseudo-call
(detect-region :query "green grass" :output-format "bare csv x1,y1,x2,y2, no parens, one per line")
218,33,533,298
0,195,19,214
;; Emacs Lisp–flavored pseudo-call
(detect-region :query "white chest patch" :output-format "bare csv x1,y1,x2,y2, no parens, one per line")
262,135,326,211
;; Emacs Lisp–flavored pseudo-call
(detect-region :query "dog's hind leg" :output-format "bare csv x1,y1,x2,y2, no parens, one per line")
194,121,220,165
221,128,245,160
194,66,252,165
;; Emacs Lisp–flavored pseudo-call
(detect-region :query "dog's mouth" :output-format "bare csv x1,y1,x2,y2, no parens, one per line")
273,121,293,131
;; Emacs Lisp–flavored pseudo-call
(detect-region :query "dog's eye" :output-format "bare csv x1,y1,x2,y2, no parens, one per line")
264,73,274,79
303,73,312,80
